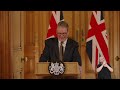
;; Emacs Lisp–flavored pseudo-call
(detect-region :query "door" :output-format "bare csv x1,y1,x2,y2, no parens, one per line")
24,11,50,79
9,11,25,79
24,11,36,79
112,11,120,79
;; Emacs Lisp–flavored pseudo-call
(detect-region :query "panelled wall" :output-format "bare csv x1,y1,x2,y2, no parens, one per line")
0,11,120,79
0,11,11,79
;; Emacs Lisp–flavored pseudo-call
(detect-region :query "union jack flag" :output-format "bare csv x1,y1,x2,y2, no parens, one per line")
46,11,64,39
86,11,110,71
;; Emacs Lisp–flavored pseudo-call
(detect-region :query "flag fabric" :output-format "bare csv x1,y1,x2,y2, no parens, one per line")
46,11,64,39
86,11,110,71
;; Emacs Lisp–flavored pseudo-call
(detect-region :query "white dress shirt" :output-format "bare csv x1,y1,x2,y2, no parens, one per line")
58,39,68,53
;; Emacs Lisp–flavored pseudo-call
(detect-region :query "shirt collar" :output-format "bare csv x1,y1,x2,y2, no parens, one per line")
58,38,68,47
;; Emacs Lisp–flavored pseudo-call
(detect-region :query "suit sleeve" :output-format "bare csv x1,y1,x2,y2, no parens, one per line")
39,40,50,62
73,42,82,66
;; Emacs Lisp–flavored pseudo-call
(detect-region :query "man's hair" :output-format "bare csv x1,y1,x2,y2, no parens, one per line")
57,21,69,30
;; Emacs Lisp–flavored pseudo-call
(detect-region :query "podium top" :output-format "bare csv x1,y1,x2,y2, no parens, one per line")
35,62,80,76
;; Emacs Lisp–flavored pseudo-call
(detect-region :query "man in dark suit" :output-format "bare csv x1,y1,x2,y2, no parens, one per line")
39,21,82,78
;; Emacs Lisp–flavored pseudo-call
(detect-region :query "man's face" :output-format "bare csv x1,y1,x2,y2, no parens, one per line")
57,26,68,42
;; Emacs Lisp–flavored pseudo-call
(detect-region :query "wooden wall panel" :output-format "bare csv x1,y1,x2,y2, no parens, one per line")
9,11,24,79
107,11,114,78
0,11,11,79
38,11,50,61
24,11,35,78
63,11,73,38
113,11,120,78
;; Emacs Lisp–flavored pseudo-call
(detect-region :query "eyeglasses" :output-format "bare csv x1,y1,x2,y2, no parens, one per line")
57,33,67,35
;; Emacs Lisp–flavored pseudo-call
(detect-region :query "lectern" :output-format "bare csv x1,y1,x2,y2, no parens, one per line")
35,62,80,79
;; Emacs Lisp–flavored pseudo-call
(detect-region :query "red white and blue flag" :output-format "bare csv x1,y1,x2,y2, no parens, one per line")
46,11,64,39
86,11,110,71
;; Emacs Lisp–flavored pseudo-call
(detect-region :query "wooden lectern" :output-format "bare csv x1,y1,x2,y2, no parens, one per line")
35,62,80,79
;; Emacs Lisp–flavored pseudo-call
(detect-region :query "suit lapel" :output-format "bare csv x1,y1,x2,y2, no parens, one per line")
54,38,59,61
63,38,71,61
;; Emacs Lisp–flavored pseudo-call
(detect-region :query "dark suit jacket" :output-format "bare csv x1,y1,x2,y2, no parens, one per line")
39,38,82,66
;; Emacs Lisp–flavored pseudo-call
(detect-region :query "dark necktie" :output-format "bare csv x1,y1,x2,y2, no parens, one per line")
59,42,64,61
